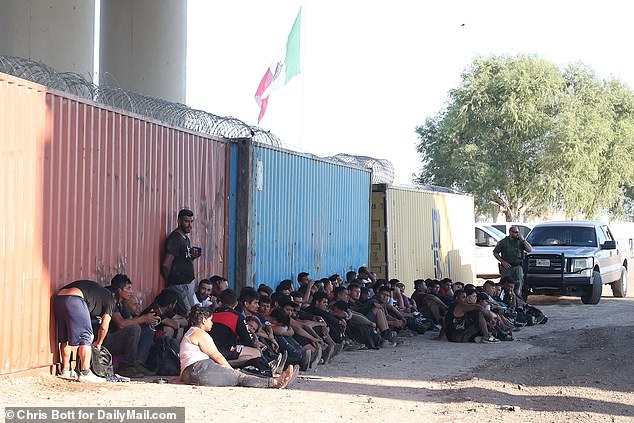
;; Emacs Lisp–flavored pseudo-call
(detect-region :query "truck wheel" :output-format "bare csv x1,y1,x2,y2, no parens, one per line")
611,266,628,298
581,271,603,304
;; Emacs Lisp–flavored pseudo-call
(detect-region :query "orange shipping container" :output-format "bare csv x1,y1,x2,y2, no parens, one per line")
0,73,230,375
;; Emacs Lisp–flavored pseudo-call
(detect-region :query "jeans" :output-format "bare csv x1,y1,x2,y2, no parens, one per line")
103,324,141,364
137,324,156,364
181,359,272,387
274,335,305,365
167,280,196,315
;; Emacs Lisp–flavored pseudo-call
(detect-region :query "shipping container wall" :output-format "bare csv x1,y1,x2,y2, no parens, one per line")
241,143,371,289
0,74,49,375
370,190,388,278
0,73,230,374
371,185,475,292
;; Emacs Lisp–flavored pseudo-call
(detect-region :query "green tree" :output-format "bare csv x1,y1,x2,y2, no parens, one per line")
416,54,634,220
550,68,634,217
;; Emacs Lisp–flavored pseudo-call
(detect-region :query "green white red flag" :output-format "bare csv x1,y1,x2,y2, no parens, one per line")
255,8,301,123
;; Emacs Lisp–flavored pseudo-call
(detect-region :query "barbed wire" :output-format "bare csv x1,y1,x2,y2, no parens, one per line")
0,55,394,183
0,55,279,146
322,153,395,185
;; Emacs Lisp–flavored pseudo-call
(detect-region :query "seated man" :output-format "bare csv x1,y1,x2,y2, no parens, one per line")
394,282,416,314
445,288,499,343
257,284,273,299
257,295,272,321
357,266,376,287
275,280,293,296
411,279,447,326
369,285,408,334
104,274,159,378
331,286,349,303
142,289,188,340
290,291,337,353
475,292,513,341
209,275,229,312
348,282,395,346
329,300,381,350
121,294,142,317
55,280,116,382
321,278,334,298
210,289,262,367
438,278,454,297
329,274,343,289
482,280,515,319
304,291,345,347
279,296,324,370
499,277,547,326
236,288,260,317
267,308,309,370
428,279,453,305
192,279,214,308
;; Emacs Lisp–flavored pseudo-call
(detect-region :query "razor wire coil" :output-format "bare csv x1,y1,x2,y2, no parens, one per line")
0,55,394,183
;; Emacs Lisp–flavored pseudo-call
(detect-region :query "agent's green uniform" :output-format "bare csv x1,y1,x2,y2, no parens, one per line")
493,236,528,284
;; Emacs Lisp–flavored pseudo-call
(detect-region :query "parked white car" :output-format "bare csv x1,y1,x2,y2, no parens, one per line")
475,224,506,278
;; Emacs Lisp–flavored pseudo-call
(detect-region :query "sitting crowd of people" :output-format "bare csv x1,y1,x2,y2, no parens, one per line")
55,267,546,386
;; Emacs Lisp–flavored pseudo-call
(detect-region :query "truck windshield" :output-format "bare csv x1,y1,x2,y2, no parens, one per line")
526,226,597,247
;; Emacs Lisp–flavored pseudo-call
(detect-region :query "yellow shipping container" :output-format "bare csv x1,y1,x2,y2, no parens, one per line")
370,184,475,292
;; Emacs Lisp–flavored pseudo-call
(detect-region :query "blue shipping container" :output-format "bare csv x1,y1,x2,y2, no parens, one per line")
230,141,371,290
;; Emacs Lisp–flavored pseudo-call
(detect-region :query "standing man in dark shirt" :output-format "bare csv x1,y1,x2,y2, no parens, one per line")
161,209,201,314
54,280,116,382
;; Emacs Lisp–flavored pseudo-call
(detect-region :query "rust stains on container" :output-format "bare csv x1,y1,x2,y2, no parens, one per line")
0,72,230,374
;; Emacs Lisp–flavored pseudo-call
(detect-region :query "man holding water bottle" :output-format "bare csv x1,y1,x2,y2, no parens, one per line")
161,209,202,315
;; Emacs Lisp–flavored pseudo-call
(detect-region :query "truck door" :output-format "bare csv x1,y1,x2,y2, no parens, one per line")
599,225,620,282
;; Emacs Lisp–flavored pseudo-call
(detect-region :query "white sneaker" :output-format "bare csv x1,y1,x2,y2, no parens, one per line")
78,370,106,383
59,369,78,379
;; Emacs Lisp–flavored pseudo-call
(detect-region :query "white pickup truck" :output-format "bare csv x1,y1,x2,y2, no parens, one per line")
523,221,628,304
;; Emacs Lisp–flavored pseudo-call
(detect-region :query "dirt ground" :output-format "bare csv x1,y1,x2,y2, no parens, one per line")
1,290,633,423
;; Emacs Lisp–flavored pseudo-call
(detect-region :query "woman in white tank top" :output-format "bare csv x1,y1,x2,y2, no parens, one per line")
179,306,298,388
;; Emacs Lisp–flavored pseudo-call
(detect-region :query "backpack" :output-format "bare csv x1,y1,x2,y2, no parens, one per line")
147,336,181,376
515,305,546,326
90,345,114,378
406,315,434,334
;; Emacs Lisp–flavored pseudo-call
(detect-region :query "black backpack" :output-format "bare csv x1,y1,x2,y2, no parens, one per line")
90,345,114,378
406,315,434,334
147,336,181,376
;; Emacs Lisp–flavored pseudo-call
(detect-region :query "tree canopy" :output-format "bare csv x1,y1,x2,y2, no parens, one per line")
415,54,634,220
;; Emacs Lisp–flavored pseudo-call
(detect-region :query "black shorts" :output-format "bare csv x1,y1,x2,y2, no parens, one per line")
219,345,243,361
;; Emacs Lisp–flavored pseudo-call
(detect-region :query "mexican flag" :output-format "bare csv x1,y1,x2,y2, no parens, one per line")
255,8,301,123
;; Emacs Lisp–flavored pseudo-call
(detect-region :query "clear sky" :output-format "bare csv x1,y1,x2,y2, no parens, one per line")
187,1,634,184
